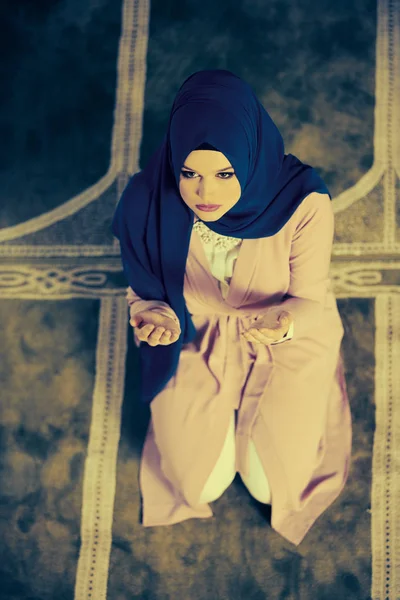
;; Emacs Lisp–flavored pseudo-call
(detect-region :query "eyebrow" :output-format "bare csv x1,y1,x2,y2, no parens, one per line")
182,164,234,172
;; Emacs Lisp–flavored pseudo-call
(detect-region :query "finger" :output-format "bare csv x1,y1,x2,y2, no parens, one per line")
242,331,261,344
136,323,155,340
150,328,179,346
247,328,275,344
251,331,264,344
162,330,181,344
145,328,180,346
280,313,293,323
148,326,166,343
258,327,282,337
137,322,152,331
248,327,275,338
158,330,173,345
147,329,164,346
279,313,292,327
132,317,145,327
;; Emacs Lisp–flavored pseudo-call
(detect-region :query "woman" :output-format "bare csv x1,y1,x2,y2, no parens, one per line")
111,69,352,546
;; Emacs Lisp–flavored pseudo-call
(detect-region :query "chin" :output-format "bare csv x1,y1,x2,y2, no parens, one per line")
196,209,225,221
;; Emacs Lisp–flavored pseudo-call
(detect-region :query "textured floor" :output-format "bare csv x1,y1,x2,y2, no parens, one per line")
0,0,383,598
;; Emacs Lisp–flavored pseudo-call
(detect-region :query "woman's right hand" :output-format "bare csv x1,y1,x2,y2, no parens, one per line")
130,310,181,347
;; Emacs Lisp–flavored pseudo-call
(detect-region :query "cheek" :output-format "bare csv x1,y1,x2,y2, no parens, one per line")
226,181,240,195
179,181,200,201
179,181,189,197
223,181,241,203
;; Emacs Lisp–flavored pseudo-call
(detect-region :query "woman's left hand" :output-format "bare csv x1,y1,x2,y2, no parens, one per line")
241,310,294,345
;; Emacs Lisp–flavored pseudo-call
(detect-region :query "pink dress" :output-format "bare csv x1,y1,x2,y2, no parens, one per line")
126,191,352,546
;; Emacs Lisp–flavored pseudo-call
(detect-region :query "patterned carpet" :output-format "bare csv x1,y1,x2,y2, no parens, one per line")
0,0,399,598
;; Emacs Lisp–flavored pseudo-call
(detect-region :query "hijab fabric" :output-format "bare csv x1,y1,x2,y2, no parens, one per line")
111,69,331,405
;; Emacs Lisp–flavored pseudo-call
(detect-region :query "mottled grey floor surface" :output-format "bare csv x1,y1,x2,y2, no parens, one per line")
0,0,379,598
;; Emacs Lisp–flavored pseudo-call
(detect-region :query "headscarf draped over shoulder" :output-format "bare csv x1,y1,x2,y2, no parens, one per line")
112,69,331,405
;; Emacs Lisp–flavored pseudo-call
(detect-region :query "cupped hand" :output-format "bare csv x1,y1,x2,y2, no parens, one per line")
130,310,181,346
241,311,293,345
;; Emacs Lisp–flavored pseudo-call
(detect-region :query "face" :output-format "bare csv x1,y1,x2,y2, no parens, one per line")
179,150,241,221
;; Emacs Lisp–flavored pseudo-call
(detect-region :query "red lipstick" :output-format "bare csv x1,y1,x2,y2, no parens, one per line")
196,204,221,212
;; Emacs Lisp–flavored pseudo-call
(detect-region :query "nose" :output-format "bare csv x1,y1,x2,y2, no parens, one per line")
197,177,216,201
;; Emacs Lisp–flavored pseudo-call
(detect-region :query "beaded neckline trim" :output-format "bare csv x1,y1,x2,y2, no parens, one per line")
193,218,242,251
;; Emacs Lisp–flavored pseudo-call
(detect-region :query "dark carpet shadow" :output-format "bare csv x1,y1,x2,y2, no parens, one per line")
233,473,272,524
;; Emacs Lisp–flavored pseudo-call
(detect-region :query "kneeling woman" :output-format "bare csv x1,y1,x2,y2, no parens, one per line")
112,68,352,547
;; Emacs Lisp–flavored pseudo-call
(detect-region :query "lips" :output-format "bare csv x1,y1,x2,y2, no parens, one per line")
196,204,221,211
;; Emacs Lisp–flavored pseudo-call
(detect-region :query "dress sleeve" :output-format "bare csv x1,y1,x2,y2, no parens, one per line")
265,192,334,341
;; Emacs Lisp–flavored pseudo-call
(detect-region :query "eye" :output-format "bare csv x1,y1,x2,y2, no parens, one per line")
180,170,234,179
180,170,196,179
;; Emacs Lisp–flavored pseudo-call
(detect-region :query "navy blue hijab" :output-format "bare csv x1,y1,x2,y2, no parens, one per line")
111,69,331,405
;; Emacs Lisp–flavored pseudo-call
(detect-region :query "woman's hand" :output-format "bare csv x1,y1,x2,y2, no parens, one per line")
241,311,293,345
130,310,181,346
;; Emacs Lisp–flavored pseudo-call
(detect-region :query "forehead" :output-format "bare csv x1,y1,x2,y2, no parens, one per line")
183,150,232,170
